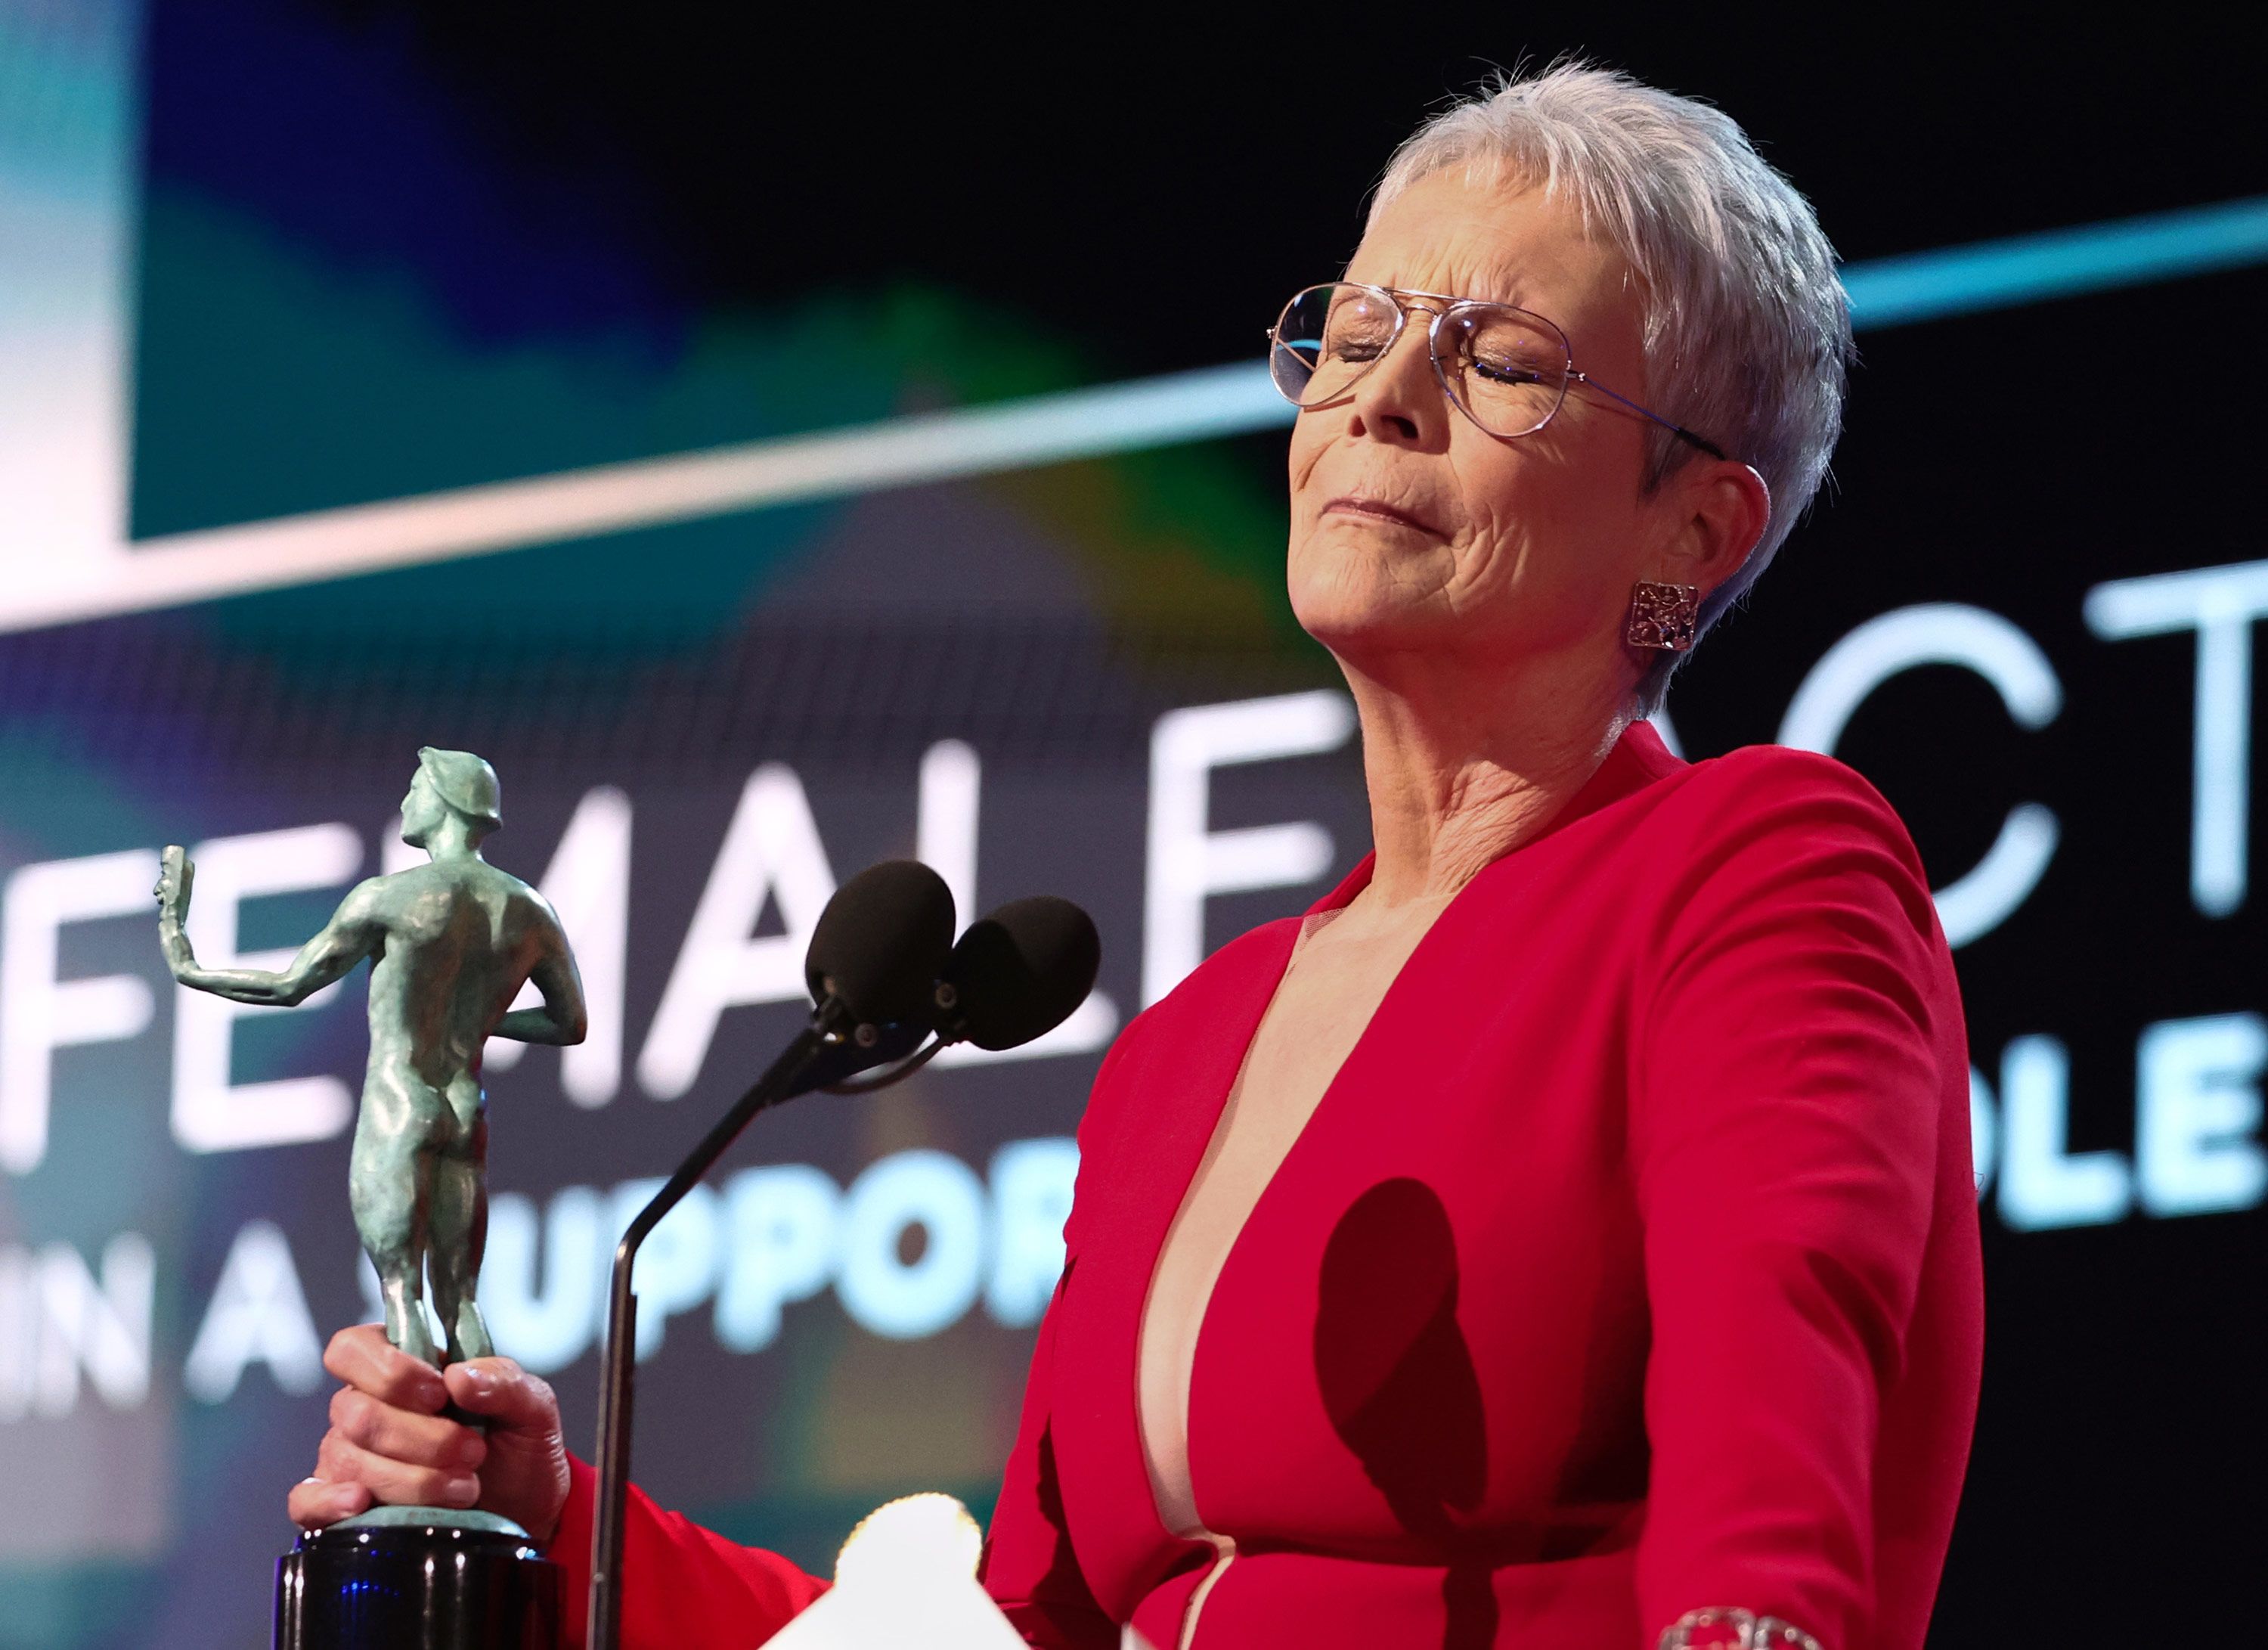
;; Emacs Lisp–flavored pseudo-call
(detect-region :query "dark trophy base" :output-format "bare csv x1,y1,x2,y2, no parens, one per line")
274,1508,560,1649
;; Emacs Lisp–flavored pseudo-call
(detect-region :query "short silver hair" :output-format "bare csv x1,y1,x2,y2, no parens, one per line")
1370,63,1852,710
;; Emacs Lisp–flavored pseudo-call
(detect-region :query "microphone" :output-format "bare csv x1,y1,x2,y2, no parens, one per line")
588,871,1101,1649
822,895,1102,1093
938,895,1101,1050
805,858,959,1028
588,861,953,1650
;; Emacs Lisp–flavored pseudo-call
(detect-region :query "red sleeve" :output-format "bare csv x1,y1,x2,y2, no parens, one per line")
545,1453,829,1649
978,1034,1129,1649
1630,751,1954,1650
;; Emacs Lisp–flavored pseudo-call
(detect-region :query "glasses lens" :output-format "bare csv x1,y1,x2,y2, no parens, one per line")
1271,284,1399,407
1439,305,1569,436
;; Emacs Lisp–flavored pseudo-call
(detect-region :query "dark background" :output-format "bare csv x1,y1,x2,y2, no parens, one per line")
215,6,2268,371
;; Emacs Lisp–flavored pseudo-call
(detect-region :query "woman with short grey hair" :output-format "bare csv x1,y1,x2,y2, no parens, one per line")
978,63,1978,1650
290,62,1980,1650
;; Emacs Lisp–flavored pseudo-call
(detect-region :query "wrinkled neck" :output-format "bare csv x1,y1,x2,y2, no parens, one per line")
1339,645,1631,907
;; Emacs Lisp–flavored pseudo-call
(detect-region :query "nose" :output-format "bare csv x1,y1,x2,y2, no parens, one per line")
1343,308,1447,448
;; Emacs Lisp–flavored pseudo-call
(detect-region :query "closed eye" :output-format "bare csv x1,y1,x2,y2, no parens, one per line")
1470,356,1547,386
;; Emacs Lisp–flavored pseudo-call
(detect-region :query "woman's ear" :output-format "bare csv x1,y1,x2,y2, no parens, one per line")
1654,460,1772,598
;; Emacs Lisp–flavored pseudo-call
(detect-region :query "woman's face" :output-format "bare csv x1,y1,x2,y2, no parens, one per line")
1286,168,1717,685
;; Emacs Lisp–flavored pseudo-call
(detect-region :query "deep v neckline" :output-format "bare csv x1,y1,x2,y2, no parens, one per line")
1144,872,1470,1524
1131,720,1684,1560
1130,875,1474,1650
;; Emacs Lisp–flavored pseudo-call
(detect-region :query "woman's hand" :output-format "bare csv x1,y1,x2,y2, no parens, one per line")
286,1324,573,1546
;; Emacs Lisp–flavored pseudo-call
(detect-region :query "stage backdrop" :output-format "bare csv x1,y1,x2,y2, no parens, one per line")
1,5,2262,1648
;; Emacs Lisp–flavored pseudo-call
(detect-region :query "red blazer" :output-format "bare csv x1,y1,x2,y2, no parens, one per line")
544,723,1983,1650
979,724,1981,1650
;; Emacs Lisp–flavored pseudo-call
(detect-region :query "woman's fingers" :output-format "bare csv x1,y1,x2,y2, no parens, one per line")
442,1357,556,1435
440,1357,570,1543
314,1428,479,1510
287,1475,372,1530
328,1383,484,1472
299,1329,568,1538
323,1323,448,1415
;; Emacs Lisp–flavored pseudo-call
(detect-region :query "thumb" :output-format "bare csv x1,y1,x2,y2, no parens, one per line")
442,1358,559,1435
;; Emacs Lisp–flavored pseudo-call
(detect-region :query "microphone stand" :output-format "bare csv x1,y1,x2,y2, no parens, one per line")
581,882,1095,1648
586,1001,851,1650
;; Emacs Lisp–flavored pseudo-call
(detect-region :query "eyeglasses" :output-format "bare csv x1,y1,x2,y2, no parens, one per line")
1267,282,1727,460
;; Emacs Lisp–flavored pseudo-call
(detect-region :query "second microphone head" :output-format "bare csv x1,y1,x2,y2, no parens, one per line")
804,860,957,1028
939,895,1101,1052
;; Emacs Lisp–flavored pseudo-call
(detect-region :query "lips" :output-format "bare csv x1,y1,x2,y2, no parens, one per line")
1322,495,1442,536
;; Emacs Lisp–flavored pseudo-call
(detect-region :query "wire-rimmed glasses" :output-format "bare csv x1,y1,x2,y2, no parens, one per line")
1267,282,1727,460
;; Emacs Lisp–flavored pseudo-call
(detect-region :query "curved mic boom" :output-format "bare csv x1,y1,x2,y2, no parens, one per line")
590,858,954,1650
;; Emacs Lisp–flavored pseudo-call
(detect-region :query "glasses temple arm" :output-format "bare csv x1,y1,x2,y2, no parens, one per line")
1569,371,1729,460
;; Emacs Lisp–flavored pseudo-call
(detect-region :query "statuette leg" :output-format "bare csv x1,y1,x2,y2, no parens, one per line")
429,1101,495,1364
350,1098,441,1367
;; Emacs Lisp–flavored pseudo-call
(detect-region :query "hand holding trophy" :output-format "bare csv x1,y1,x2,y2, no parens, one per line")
162,749,585,1649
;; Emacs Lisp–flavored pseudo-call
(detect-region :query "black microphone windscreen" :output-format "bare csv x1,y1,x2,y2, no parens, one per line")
804,861,956,1025
943,896,1101,1051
